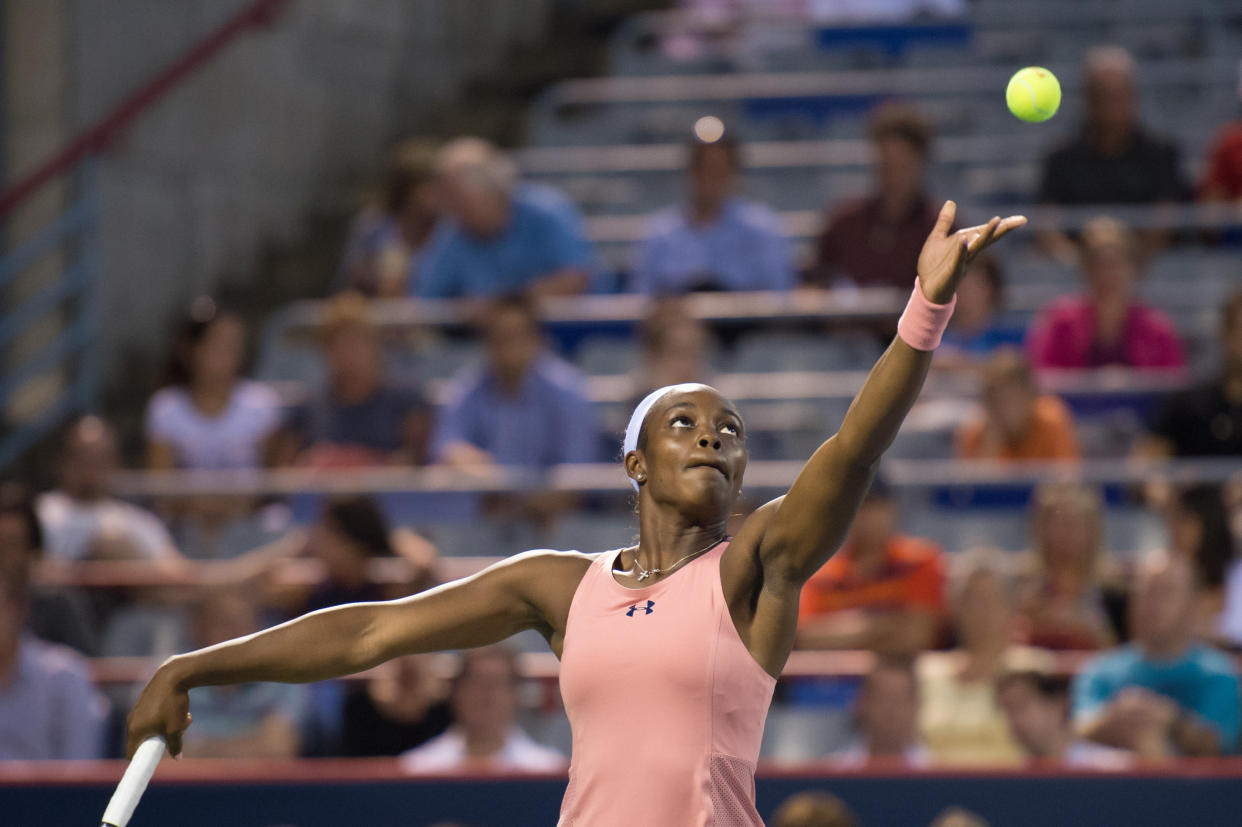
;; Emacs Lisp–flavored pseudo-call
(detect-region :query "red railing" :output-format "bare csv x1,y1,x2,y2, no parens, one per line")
0,0,290,219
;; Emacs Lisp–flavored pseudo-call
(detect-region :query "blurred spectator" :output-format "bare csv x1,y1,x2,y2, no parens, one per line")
0,483,96,655
1014,483,1117,651
1026,217,1186,372
414,137,592,299
997,670,1130,768
182,589,305,759
833,656,930,768
399,646,565,772
634,299,716,398
1074,552,1240,758
433,297,598,533
955,349,1080,462
37,417,183,564
339,139,440,297
1197,61,1242,203
270,292,431,468
1166,485,1241,647
145,299,281,471
797,479,946,655
919,548,1053,766
1143,289,1242,458
770,790,859,827
808,103,941,290
249,495,436,617
936,255,1025,370
341,653,453,757
631,131,793,293
929,808,989,827
0,572,107,759
1039,46,1189,207
434,296,598,471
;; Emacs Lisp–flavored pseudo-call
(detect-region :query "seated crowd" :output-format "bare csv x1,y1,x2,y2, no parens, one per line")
3,43,1242,772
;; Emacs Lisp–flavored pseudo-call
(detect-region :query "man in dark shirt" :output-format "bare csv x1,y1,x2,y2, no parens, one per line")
1038,47,1190,261
270,292,430,467
808,103,942,290
1145,289,1242,458
1039,48,1189,205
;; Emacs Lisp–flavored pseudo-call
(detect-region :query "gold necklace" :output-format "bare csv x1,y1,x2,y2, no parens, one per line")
628,536,725,582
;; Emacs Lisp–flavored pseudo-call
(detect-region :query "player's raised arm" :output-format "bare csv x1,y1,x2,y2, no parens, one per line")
758,202,1025,583
124,550,583,759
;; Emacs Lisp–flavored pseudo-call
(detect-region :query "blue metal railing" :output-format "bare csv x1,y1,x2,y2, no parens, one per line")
0,159,99,470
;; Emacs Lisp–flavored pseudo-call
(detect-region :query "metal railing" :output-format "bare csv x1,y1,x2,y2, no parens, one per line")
0,161,100,470
0,0,291,470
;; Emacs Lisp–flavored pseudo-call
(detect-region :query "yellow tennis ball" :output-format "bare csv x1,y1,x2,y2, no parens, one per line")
1006,67,1061,123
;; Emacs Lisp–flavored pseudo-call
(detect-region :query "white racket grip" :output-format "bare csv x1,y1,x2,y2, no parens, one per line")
101,736,165,827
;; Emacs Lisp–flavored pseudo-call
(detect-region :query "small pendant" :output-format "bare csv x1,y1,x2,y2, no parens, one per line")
636,568,658,582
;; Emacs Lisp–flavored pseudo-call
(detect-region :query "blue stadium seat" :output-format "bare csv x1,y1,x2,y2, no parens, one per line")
255,341,325,387
417,338,484,382
760,704,855,762
729,331,882,373
575,335,641,376
546,512,638,554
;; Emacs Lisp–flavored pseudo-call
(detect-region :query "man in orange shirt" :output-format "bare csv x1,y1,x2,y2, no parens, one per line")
956,348,1080,462
797,479,946,655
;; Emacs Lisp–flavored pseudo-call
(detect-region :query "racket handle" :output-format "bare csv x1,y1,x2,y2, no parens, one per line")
101,736,165,827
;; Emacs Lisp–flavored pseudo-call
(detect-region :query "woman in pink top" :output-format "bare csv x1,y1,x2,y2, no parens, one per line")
1027,217,1185,372
124,203,1024,825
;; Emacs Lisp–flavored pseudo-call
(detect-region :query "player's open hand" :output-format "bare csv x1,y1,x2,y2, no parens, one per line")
125,662,192,759
917,201,1026,304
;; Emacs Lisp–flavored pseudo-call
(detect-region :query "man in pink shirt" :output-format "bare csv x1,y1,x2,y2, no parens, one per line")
1027,217,1185,372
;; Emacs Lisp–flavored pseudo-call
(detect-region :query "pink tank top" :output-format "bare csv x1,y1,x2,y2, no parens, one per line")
557,541,777,827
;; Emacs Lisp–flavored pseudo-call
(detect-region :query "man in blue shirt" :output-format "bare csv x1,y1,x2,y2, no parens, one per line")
0,574,107,759
433,296,598,470
413,138,593,299
631,131,794,294
432,296,598,532
1073,552,1240,757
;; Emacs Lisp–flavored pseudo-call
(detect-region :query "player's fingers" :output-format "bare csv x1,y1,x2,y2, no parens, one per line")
966,217,1001,255
166,731,183,759
987,215,1028,243
934,200,957,236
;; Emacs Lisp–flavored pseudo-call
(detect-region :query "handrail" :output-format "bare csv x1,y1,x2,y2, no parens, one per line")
518,135,1052,174
33,556,498,591
551,56,1236,106
108,457,1242,499
263,368,1185,410
583,203,1242,245
0,0,289,218
85,649,1101,686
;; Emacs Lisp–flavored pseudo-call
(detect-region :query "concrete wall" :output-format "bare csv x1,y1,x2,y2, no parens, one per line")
2,0,72,424
53,0,551,376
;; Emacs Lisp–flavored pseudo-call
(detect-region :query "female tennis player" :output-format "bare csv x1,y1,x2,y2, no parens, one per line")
127,202,1023,826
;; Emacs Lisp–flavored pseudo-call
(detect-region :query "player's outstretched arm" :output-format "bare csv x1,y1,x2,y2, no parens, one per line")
125,550,575,758
758,202,1025,584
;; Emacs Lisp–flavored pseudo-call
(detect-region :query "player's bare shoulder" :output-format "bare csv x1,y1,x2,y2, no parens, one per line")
497,548,596,657
501,548,595,609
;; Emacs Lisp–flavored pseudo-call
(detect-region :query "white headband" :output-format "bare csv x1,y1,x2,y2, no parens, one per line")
622,383,702,491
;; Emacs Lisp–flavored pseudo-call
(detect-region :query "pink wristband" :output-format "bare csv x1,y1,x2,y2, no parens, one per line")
897,277,956,351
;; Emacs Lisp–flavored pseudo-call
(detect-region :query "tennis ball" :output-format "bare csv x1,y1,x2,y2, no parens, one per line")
1006,67,1061,123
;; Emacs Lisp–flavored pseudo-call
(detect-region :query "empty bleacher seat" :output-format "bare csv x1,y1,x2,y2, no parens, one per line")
255,341,324,387
575,336,641,376
730,331,882,373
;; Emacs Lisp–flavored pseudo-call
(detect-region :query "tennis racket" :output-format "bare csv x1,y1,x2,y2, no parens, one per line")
101,736,165,827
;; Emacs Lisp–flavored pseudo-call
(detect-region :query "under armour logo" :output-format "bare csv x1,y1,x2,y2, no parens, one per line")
625,600,655,617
